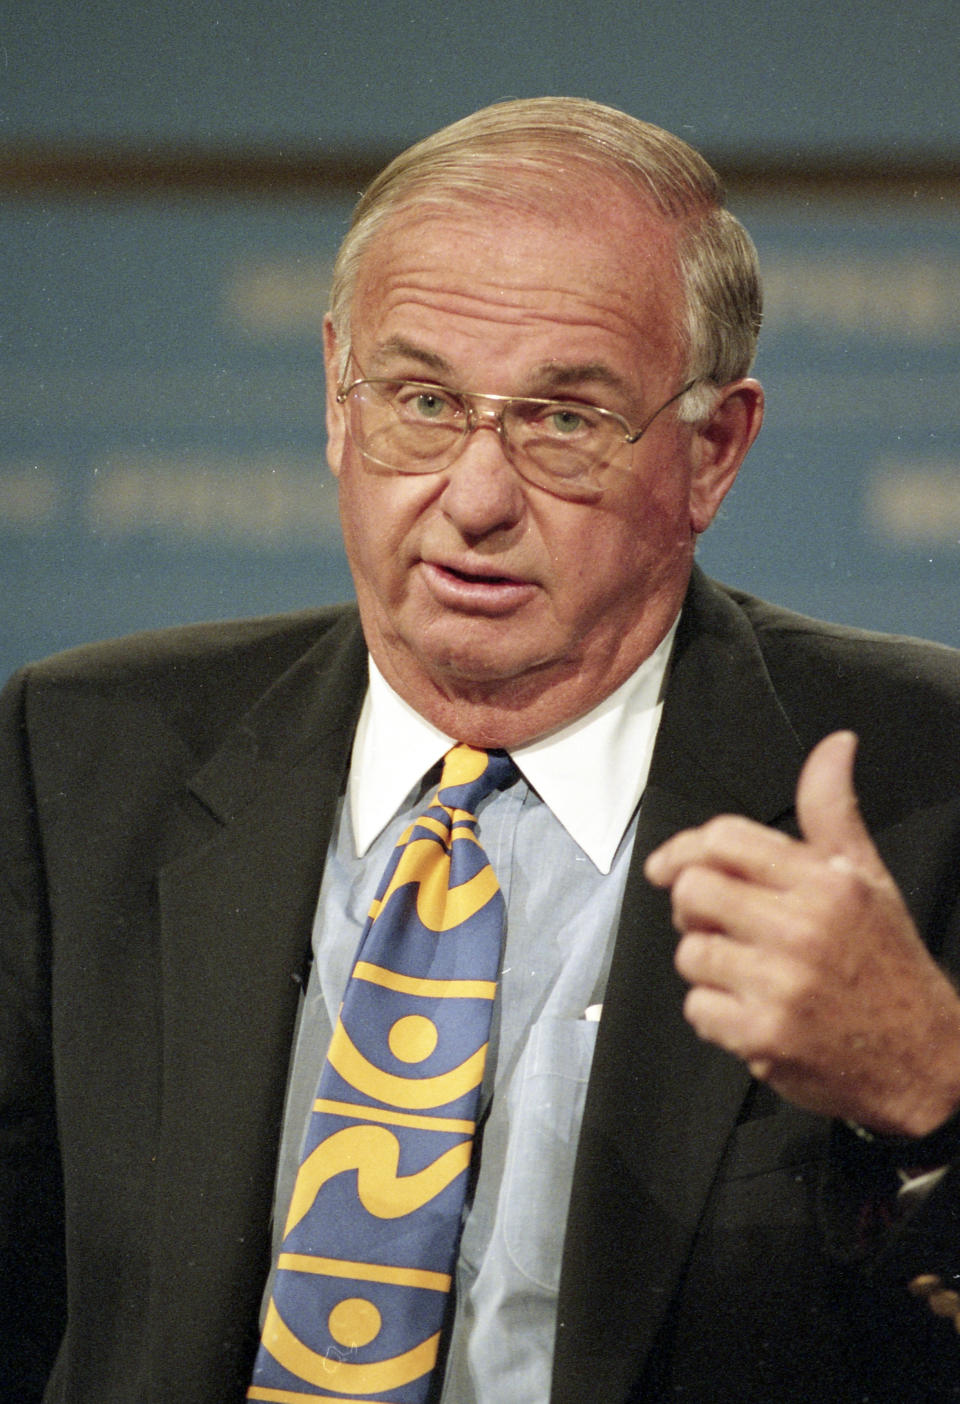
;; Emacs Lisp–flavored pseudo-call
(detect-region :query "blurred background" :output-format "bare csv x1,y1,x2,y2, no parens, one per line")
2,0,958,681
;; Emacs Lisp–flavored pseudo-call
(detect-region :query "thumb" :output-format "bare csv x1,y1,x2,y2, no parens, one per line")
795,730,885,875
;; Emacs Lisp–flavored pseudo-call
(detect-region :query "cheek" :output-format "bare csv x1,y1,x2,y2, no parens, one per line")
556,477,691,609
339,476,392,576
533,516,632,625
617,461,695,553
575,487,674,566
337,461,430,583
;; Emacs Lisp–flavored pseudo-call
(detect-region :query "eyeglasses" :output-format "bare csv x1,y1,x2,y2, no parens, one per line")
335,371,699,502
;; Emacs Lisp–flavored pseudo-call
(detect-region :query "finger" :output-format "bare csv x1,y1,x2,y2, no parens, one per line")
646,814,806,890
795,730,887,876
674,928,772,992
680,965,810,1071
681,984,768,1064
670,865,798,943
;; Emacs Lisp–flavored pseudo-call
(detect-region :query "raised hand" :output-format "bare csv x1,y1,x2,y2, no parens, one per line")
645,731,960,1135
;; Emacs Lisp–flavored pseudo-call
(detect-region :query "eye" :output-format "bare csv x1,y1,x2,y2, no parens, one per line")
393,383,461,422
546,407,588,435
412,392,448,419
526,401,603,438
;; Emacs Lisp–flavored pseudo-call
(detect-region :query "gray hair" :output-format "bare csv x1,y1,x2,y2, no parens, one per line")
328,97,762,421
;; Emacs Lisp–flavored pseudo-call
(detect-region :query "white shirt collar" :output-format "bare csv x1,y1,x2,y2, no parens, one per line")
348,622,677,875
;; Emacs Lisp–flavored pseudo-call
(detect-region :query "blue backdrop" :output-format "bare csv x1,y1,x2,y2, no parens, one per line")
2,0,958,678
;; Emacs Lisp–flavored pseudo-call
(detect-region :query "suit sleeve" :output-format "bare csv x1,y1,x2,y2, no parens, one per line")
818,870,960,1361
0,667,67,1396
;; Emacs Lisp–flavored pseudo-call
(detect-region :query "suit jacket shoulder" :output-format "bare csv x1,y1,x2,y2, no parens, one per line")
732,582,960,738
9,603,364,767
685,573,960,823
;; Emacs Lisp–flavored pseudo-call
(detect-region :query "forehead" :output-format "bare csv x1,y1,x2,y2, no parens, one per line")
349,183,686,392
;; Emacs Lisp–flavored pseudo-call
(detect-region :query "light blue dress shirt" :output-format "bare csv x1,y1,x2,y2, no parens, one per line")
270,632,674,1401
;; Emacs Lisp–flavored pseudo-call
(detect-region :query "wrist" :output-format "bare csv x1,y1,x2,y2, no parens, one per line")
846,1101,960,1170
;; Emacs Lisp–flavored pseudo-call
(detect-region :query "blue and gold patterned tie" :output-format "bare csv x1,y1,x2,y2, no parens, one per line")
249,744,515,1402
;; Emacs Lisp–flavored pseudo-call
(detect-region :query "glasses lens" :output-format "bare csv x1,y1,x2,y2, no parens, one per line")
351,380,464,472
504,400,617,484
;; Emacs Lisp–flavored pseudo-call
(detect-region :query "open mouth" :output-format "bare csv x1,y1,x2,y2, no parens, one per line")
423,560,534,612
443,566,520,586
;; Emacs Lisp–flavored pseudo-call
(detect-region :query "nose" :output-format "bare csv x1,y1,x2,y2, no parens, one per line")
439,414,526,540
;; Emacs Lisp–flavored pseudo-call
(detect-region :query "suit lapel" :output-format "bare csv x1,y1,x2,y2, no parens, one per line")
144,613,368,1395
553,571,806,1402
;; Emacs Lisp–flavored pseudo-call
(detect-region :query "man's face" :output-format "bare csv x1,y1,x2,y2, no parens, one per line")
325,184,747,741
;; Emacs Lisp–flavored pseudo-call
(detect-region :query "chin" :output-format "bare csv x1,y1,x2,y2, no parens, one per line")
409,619,542,681
426,649,528,686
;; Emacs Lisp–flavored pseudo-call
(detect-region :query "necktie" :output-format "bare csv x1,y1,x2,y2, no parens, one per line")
249,744,515,1403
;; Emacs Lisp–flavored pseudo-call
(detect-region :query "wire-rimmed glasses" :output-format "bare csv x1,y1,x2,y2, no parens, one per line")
335,371,699,502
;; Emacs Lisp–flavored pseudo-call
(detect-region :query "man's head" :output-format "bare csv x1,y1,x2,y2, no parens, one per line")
323,97,764,746
329,97,762,411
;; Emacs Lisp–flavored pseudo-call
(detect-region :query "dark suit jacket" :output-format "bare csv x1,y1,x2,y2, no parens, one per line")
4,568,960,1403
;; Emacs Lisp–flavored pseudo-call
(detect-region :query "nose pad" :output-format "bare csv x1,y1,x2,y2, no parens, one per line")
463,400,510,455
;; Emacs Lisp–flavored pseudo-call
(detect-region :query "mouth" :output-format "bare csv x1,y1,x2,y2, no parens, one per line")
439,564,523,586
421,559,536,614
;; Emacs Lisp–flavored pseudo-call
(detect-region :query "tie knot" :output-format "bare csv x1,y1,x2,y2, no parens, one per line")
437,744,516,815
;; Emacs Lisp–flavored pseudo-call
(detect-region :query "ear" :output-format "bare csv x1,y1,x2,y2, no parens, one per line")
688,378,764,533
323,314,347,477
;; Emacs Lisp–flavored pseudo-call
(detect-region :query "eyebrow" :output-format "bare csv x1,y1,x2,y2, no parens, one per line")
531,361,634,399
367,338,636,403
366,337,452,377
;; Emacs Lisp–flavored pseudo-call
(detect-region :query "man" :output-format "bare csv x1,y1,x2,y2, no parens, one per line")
3,97,960,1403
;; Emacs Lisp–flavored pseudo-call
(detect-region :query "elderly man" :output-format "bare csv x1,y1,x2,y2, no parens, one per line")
3,98,960,1404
